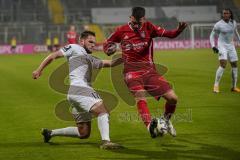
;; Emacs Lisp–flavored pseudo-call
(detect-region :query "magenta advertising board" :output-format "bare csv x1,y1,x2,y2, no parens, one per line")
0,41,239,54
0,44,48,54
0,44,34,54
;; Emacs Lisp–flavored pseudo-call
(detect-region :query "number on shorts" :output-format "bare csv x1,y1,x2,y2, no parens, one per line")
91,92,100,99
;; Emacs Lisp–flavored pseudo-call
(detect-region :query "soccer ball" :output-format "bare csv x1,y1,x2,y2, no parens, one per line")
156,118,168,136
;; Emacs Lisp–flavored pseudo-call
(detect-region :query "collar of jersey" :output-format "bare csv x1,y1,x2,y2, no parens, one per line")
128,21,143,31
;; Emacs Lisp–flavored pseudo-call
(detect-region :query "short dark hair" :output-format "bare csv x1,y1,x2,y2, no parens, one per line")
80,31,95,39
132,7,145,22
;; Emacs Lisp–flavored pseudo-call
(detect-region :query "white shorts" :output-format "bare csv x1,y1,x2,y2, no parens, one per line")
218,44,238,62
67,86,102,123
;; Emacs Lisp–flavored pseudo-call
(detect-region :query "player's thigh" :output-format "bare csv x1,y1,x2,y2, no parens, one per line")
228,46,238,63
218,46,228,61
144,73,172,98
124,74,146,100
68,87,103,122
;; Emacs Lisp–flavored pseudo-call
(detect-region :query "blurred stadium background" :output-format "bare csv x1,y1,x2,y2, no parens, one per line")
0,0,239,53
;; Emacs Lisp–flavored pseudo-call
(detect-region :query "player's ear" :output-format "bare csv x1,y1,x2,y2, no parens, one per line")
79,38,84,45
130,16,134,21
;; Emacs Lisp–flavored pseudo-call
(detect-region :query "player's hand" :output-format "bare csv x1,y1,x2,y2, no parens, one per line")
177,22,187,32
32,70,42,79
103,42,117,56
212,47,219,54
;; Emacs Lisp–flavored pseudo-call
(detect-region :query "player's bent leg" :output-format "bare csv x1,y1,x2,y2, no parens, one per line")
124,77,153,134
90,101,110,141
144,72,175,137
230,61,240,92
90,101,122,149
134,90,152,128
162,89,177,119
76,122,91,139
214,60,227,93
134,90,158,138
162,89,177,137
41,126,85,143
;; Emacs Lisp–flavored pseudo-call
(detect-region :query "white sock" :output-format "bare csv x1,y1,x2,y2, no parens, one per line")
51,127,80,138
232,67,238,88
98,113,110,141
214,66,225,86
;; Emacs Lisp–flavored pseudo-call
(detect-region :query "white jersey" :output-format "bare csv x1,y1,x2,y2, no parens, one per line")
60,44,103,88
210,20,240,47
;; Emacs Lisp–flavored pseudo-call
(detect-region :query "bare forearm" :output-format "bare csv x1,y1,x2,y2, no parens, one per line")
102,57,123,67
162,22,187,38
162,29,181,38
110,57,123,67
36,55,54,72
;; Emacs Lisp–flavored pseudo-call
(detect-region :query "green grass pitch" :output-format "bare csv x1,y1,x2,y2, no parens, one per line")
0,48,239,160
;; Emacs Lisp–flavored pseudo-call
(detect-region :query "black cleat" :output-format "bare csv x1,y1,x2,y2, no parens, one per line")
149,118,158,138
41,128,52,143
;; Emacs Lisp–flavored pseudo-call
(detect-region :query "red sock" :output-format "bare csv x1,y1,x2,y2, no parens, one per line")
137,100,151,127
164,102,176,120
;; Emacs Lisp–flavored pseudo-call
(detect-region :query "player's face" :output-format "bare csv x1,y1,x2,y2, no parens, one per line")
222,10,231,21
70,25,75,31
130,16,145,30
81,35,96,54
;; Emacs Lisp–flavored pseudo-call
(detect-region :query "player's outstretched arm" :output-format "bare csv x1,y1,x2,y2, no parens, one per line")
162,22,188,38
102,57,123,68
103,27,121,56
32,51,64,79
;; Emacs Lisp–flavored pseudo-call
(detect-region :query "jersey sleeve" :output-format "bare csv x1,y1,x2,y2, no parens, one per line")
106,27,122,43
147,21,182,38
210,23,220,48
89,56,103,69
147,22,166,38
60,44,74,57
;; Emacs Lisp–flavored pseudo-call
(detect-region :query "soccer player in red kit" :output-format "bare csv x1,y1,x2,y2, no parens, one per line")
103,7,187,138
67,25,78,44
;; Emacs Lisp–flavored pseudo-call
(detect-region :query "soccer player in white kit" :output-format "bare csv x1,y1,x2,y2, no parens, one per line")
210,8,240,93
32,31,123,149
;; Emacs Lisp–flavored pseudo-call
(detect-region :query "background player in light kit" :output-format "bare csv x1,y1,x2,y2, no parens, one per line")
210,8,240,93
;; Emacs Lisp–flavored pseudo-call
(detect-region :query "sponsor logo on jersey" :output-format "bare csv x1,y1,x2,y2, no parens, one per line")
123,35,129,40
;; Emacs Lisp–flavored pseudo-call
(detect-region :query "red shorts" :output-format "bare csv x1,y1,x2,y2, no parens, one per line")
124,70,172,99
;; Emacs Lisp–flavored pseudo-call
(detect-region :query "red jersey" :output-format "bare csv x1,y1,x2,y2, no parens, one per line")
67,31,78,44
104,21,181,73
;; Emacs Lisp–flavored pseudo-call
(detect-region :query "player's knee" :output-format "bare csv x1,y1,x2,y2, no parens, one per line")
79,133,90,139
90,101,108,116
167,95,178,104
220,61,227,68
134,91,145,98
230,62,237,68
221,64,227,68
78,130,90,139
135,97,147,103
